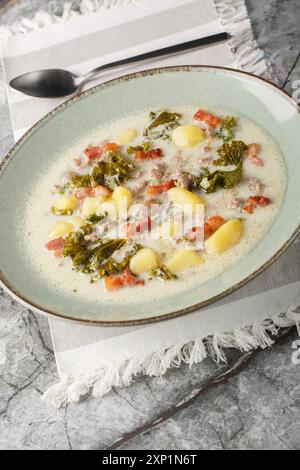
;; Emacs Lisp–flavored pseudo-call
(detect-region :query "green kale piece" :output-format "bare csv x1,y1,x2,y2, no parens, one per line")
56,183,70,194
104,151,134,188
197,163,243,193
127,142,150,154
150,265,177,280
96,244,142,278
85,214,106,224
213,140,248,166
144,110,181,140
65,151,133,191
214,116,236,143
70,174,93,189
63,224,127,276
91,151,134,189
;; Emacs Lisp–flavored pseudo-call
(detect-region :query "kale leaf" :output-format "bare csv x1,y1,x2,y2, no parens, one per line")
63,228,127,276
197,163,243,193
127,142,150,154
213,140,248,166
92,151,134,189
150,265,177,280
96,244,142,278
69,151,133,190
214,116,236,143
144,110,181,140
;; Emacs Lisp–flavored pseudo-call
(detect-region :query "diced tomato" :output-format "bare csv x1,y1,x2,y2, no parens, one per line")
124,217,152,237
84,146,102,160
243,196,271,214
135,150,146,160
147,180,175,197
104,276,124,292
75,187,93,199
84,142,118,161
193,109,222,128
187,215,225,242
101,142,119,153
104,268,144,292
204,215,224,240
247,196,271,207
135,148,163,161
122,267,145,287
148,149,163,159
45,237,65,251
242,205,254,214
92,185,112,197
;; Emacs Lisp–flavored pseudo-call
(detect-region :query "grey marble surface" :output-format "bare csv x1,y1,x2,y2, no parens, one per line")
0,0,300,451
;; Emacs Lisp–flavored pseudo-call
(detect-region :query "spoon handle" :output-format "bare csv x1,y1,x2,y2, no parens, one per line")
82,32,229,80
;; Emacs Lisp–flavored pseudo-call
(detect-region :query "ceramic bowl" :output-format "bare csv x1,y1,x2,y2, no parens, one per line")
0,66,299,325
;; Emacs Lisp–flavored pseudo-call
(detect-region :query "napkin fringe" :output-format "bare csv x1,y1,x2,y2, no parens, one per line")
0,0,137,39
214,0,274,81
42,309,300,408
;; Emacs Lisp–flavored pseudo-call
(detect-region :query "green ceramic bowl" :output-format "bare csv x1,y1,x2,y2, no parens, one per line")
0,66,299,326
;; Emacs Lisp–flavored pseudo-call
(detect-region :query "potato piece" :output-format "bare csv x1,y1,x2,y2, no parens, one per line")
112,186,132,215
101,198,118,218
116,128,137,145
81,196,106,219
129,248,160,274
48,221,73,240
205,219,243,255
166,249,203,272
167,187,204,214
70,216,85,228
53,196,78,212
113,186,132,207
159,218,183,239
172,125,205,148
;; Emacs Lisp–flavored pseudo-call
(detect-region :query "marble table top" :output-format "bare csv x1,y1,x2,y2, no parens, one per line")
0,0,299,450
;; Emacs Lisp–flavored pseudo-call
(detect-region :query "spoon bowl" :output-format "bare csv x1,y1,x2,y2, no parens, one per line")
10,69,78,98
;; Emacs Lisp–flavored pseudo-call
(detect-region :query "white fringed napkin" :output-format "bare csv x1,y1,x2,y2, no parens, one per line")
0,0,299,407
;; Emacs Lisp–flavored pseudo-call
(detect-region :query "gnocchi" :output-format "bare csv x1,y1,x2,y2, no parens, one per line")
172,125,205,148
129,248,161,274
167,249,203,272
205,219,244,254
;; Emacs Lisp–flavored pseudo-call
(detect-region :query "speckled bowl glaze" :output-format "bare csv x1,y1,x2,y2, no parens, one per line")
0,66,299,326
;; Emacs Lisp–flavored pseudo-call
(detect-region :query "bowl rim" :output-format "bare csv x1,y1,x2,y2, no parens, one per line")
0,64,299,327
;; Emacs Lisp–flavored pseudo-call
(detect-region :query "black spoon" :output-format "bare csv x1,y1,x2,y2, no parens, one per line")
9,32,229,98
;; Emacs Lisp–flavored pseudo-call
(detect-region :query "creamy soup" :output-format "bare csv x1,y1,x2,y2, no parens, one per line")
21,106,286,304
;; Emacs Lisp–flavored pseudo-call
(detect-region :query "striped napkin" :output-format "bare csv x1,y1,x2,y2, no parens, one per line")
0,0,299,407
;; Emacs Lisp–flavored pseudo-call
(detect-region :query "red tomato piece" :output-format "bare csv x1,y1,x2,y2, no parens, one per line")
104,268,144,292
84,142,118,161
193,109,222,128
147,180,175,197
243,196,271,214
45,237,65,251
135,148,163,161
104,276,124,292
187,215,225,242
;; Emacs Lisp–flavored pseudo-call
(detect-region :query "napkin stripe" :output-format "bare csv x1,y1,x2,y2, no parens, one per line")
3,0,216,81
